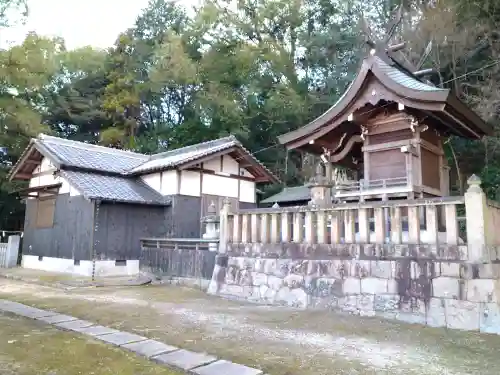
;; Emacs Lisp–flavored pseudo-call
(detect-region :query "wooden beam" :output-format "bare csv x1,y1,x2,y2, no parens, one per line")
186,168,256,182
329,135,363,163
16,173,32,180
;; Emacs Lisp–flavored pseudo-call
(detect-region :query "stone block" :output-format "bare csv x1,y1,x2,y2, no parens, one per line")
220,284,245,298
95,331,147,346
71,325,120,336
267,275,283,290
426,298,446,328
152,349,217,371
370,261,393,279
36,314,77,324
325,260,347,279
275,287,309,308
0,300,24,311
258,285,269,299
262,259,277,274
374,295,398,313
15,307,57,319
396,298,427,325
432,277,460,299
192,360,263,375
350,260,370,278
445,299,480,331
251,272,268,286
480,302,500,334
254,259,265,273
478,263,500,279
339,295,358,313
357,294,375,316
55,319,95,330
466,279,497,303
283,274,304,289
440,262,461,277
312,278,342,298
306,260,319,276
262,286,276,302
343,278,360,294
433,263,442,277
274,259,292,277
310,295,339,310
387,280,398,294
361,278,387,295
122,339,178,358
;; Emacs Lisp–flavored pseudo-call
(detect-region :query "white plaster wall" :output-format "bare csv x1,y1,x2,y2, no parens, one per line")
22,255,139,277
29,157,80,196
222,155,239,174
161,170,179,195
239,180,256,203
204,157,221,172
202,173,239,198
141,172,161,192
179,170,201,196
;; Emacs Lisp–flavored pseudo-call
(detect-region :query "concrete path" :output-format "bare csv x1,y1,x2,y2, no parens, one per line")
0,299,263,375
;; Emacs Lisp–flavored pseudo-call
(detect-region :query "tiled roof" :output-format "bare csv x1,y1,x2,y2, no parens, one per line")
60,170,169,206
33,134,277,181
37,135,148,173
260,185,311,204
373,56,446,92
127,135,241,175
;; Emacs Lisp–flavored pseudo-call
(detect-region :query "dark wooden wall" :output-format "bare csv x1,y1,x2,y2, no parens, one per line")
24,193,257,262
421,148,440,190
22,194,94,260
94,202,167,261
369,149,406,180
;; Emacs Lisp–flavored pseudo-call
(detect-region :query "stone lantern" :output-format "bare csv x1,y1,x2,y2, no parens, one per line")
202,201,220,252
307,162,333,207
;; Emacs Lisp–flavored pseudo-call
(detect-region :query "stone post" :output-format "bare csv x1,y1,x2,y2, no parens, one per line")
218,197,232,254
208,198,231,295
6,235,20,268
202,202,220,252
307,162,333,207
464,175,489,262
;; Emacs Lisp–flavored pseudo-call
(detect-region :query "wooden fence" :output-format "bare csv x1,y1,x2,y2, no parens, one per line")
140,238,217,280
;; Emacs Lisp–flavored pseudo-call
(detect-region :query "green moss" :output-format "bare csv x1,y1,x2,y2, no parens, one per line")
0,313,182,375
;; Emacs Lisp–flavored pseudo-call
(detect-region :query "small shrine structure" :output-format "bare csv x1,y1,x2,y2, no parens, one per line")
279,52,491,203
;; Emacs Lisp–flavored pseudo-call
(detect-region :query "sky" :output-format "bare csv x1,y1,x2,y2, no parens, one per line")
0,0,164,50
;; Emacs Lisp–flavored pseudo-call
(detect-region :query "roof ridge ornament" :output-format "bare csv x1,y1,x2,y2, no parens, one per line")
360,6,435,78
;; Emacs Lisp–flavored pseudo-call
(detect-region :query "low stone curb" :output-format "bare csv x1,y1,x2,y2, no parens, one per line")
0,299,264,375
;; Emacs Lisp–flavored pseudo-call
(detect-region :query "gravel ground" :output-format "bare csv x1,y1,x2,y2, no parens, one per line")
0,278,498,375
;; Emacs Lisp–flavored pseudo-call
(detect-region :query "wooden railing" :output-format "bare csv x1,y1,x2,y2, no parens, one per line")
336,177,408,192
225,196,465,246
140,238,218,251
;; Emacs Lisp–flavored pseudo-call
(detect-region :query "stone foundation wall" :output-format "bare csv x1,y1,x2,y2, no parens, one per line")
208,243,500,334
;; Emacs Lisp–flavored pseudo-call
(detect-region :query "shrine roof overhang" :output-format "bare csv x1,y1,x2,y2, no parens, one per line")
279,55,493,151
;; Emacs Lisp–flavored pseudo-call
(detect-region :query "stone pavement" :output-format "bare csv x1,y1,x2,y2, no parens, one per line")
0,299,264,375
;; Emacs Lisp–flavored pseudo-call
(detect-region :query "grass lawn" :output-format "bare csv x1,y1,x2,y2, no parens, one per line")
0,311,183,375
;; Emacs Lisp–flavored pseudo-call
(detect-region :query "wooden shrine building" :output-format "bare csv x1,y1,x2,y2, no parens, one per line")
278,50,492,203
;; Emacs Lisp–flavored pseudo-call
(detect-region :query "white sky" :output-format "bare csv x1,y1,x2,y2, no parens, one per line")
0,0,196,50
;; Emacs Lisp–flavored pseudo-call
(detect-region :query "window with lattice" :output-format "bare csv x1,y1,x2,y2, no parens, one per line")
34,197,56,228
